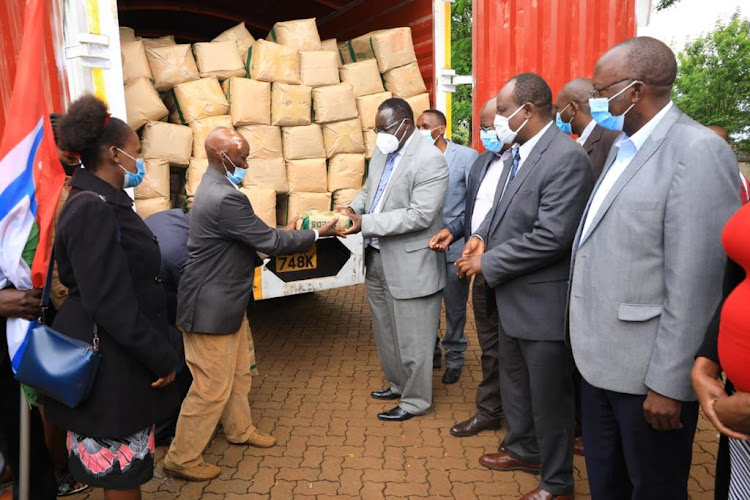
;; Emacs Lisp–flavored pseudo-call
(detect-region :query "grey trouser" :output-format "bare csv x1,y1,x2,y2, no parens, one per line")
365,248,442,414
434,261,470,369
471,275,502,420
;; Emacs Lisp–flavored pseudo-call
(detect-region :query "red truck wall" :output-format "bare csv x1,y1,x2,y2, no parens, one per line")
473,0,637,147
0,0,65,137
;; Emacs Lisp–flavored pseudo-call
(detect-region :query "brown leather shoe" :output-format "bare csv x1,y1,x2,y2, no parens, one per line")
574,436,585,456
479,451,541,474
519,487,573,500
163,462,221,481
450,414,501,437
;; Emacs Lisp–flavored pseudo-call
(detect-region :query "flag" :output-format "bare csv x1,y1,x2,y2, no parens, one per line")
0,0,65,371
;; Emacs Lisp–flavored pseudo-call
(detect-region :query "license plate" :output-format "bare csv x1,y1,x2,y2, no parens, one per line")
276,244,317,272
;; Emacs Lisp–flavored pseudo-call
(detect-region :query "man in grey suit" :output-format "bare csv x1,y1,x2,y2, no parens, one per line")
457,74,593,500
164,128,342,480
339,98,449,421
417,109,478,385
568,37,740,499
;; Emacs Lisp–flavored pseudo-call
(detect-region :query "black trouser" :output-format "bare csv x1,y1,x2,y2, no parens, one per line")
0,360,57,500
470,275,502,420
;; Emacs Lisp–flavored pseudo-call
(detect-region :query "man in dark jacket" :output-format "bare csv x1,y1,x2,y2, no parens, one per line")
163,128,343,481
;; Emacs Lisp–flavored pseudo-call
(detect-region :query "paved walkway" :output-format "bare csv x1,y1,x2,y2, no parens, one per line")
71,284,719,499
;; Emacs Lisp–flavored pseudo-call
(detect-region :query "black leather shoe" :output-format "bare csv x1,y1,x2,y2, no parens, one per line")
378,406,416,421
442,367,461,384
450,415,502,437
371,388,401,400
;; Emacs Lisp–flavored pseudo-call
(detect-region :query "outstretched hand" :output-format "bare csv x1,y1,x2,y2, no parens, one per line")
285,216,301,231
344,214,362,235
318,218,347,238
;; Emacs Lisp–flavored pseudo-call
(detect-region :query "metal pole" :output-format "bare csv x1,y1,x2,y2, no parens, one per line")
18,387,30,500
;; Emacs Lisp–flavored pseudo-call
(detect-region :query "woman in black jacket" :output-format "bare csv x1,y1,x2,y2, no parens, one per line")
44,95,179,500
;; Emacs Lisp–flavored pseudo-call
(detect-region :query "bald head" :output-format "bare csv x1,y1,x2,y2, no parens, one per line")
205,127,249,173
708,125,730,142
479,98,497,129
597,37,677,91
557,78,594,107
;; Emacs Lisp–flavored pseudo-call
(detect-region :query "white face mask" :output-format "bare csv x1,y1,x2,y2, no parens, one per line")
494,105,529,145
419,127,441,144
376,119,406,155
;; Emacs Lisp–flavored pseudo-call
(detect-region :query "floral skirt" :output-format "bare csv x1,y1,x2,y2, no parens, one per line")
67,426,155,489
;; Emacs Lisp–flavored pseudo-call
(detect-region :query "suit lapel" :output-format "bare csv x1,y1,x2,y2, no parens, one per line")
366,152,387,210
577,106,682,247
444,141,457,169
583,125,601,155
377,131,421,209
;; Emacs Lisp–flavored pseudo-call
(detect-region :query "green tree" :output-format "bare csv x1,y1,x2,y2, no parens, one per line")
451,0,472,145
673,12,750,144
656,0,681,11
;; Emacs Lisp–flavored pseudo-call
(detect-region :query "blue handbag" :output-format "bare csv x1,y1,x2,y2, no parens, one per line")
14,253,101,408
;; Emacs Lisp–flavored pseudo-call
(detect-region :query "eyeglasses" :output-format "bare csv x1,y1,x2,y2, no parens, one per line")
374,118,407,135
590,78,635,98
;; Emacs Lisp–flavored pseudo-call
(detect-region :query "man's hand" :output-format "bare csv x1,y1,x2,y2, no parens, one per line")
692,357,747,439
0,289,43,320
643,390,683,431
336,207,356,217
344,214,362,235
152,370,176,388
714,392,750,437
317,218,347,238
284,216,300,231
428,228,454,253
455,255,483,279
462,236,485,257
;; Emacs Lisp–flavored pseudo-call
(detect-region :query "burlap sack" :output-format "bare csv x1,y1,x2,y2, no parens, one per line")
348,28,416,72
173,77,229,123
268,18,321,51
321,118,365,157
311,83,357,124
279,192,332,223
146,44,200,92
328,154,365,192
299,51,339,88
125,77,168,130
186,158,208,196
286,159,327,193
244,157,288,194
282,125,325,160
332,188,359,209
141,121,193,167
363,129,377,159
237,125,283,159
240,187,277,227
135,158,170,199
406,93,432,122
339,59,384,97
338,42,354,65
295,210,352,231
135,197,171,220
190,115,233,158
120,27,136,42
247,40,300,85
222,77,271,126
121,40,152,84
213,22,254,42
271,83,311,127
356,91,392,130
383,62,427,98
193,41,247,80
141,36,176,49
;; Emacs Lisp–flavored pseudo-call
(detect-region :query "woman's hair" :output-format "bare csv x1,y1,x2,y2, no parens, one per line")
57,94,132,171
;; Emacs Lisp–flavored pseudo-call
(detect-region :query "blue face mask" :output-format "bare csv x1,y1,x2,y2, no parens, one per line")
480,129,503,153
555,103,573,135
222,153,246,185
589,80,639,131
116,148,145,188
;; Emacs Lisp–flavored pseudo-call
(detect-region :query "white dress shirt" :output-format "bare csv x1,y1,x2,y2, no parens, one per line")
369,130,417,249
471,149,511,233
578,119,597,146
581,101,674,238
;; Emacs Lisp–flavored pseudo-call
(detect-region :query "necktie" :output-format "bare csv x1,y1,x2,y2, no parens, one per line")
508,146,521,186
369,154,398,214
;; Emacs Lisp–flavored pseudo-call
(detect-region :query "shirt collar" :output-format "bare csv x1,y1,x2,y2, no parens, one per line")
518,120,553,163
69,167,134,207
579,119,597,145
622,101,674,152
393,129,416,159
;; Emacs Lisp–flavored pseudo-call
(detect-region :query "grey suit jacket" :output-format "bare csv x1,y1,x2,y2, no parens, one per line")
476,125,594,341
442,141,479,262
569,105,741,401
177,168,316,334
350,131,449,299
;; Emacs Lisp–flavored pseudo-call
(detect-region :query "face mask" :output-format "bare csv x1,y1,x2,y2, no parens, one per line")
480,129,503,153
588,80,640,131
222,152,246,185
116,148,145,188
555,103,574,135
419,127,440,144
376,119,406,155
494,105,529,145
